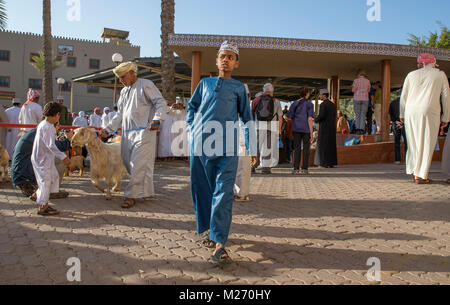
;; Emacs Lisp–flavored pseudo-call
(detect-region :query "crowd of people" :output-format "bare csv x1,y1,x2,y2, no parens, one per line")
0,41,448,263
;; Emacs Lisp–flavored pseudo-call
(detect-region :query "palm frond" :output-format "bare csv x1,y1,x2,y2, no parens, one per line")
0,0,7,30
30,50,63,74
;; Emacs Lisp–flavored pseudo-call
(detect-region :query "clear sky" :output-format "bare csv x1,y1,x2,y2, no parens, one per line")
3,0,450,57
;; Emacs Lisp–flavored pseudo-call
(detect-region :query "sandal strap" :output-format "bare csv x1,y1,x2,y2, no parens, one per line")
211,248,230,263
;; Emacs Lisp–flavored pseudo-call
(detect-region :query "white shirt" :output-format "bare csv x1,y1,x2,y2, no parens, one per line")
108,111,117,121
101,113,111,129
19,102,43,130
89,114,102,128
73,117,88,127
5,106,20,125
31,120,67,166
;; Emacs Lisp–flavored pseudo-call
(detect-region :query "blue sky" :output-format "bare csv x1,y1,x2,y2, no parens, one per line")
3,0,450,57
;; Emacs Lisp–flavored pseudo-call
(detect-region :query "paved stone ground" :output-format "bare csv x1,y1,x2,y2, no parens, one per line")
0,161,449,285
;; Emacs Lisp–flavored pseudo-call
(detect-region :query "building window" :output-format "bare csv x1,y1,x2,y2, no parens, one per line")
29,79,42,90
89,59,100,70
61,82,72,92
57,45,74,56
87,85,99,94
30,53,39,63
0,77,10,87
67,56,77,68
0,50,10,62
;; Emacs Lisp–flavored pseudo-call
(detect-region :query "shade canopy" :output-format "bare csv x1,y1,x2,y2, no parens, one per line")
168,34,450,87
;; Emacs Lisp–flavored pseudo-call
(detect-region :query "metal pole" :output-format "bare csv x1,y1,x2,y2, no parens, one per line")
70,81,74,113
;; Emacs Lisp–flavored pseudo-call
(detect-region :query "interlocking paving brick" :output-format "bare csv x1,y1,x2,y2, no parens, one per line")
0,162,449,285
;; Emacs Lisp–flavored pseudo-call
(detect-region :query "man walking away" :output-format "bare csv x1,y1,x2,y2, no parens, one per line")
400,53,449,184
315,89,338,168
352,70,371,135
389,95,407,164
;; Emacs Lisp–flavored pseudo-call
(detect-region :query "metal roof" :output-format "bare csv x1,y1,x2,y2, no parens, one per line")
72,57,375,101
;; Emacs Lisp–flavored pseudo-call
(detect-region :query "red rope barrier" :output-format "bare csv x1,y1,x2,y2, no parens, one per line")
0,123,103,131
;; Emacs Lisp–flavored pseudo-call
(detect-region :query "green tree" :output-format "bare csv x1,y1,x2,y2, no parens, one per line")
408,22,450,49
30,51,62,73
0,0,7,30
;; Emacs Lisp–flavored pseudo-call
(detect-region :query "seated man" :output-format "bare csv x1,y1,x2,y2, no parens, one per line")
11,128,73,197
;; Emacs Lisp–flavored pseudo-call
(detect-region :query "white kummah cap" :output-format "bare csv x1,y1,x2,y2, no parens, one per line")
104,107,110,112
113,62,138,78
320,89,329,95
263,83,274,93
12,98,22,105
218,40,239,56
56,96,64,100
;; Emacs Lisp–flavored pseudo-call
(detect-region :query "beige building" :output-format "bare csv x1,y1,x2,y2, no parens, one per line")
0,28,140,112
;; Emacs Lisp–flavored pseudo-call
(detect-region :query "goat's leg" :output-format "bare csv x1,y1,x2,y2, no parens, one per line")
91,175,105,193
105,178,112,201
112,178,121,192
4,166,10,182
79,165,84,177
0,167,3,183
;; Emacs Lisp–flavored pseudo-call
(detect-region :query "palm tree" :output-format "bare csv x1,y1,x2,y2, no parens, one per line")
42,0,54,103
30,51,62,73
160,0,176,104
0,0,7,30
408,22,450,49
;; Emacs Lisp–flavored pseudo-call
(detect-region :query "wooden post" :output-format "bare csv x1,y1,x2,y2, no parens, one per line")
381,60,391,142
70,81,74,113
191,51,202,95
331,75,340,109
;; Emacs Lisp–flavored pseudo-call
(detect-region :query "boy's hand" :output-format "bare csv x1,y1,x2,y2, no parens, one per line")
148,120,161,131
63,157,71,167
251,156,258,166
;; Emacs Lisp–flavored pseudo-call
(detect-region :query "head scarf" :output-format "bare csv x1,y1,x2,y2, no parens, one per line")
263,83,274,93
113,62,138,78
79,111,85,117
418,53,437,66
72,112,78,119
218,41,239,56
104,107,110,113
94,107,101,114
24,89,41,107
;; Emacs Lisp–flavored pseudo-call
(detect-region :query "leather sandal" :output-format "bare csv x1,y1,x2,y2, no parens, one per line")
234,195,252,202
38,206,60,216
121,198,136,209
414,178,432,184
210,248,232,264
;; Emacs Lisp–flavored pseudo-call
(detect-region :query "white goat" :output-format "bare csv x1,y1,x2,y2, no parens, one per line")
71,128,126,200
